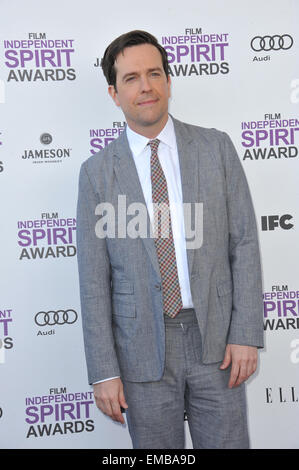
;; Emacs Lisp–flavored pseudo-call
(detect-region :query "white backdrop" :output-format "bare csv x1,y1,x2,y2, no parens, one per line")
0,0,299,449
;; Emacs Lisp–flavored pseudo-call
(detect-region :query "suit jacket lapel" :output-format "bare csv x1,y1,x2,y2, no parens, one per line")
112,118,200,280
172,116,199,278
112,131,161,277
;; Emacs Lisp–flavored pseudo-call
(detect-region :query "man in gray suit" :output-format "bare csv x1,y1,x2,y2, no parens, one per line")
76,30,264,449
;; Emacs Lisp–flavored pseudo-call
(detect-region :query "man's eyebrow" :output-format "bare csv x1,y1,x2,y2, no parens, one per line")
121,67,163,82
121,72,137,82
147,67,163,73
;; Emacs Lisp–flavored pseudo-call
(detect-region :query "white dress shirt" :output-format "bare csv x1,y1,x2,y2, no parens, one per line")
94,115,194,385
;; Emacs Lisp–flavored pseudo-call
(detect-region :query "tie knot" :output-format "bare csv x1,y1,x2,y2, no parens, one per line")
148,139,160,154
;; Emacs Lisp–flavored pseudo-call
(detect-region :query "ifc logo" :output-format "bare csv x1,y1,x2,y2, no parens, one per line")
40,133,52,145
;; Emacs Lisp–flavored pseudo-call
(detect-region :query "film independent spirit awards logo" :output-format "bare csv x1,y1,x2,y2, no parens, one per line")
17,211,77,260
240,112,299,161
0,129,4,173
3,32,76,82
25,387,95,438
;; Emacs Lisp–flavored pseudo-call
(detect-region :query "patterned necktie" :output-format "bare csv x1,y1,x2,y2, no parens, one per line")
149,138,183,318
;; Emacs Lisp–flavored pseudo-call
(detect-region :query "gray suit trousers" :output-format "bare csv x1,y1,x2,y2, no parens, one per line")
123,308,250,449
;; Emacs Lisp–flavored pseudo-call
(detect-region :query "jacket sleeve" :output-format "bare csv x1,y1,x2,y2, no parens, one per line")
76,162,121,384
221,132,264,348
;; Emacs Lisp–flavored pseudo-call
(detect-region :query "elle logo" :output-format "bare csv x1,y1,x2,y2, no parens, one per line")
266,386,298,403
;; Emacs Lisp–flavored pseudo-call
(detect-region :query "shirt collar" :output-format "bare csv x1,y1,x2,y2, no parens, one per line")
126,115,176,158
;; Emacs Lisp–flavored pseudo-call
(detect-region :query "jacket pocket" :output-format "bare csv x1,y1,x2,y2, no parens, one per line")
112,280,134,294
112,296,136,318
216,278,233,297
112,280,136,317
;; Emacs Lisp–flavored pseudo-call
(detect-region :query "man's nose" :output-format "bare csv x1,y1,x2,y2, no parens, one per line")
140,75,152,92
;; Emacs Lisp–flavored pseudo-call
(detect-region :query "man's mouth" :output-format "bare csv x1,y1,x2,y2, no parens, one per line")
137,98,158,106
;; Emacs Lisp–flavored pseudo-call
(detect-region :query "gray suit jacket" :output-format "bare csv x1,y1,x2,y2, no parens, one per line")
76,116,264,384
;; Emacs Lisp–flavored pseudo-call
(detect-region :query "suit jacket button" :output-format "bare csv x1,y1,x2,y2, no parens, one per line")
155,284,161,290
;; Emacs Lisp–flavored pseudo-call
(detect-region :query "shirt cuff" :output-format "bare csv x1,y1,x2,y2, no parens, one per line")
92,376,120,384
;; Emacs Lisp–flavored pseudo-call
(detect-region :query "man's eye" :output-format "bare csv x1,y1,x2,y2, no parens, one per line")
126,76,135,82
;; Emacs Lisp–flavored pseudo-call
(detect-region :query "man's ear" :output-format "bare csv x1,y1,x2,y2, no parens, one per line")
108,85,120,106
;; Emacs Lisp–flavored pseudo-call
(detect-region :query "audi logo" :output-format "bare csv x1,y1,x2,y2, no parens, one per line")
35,309,78,326
251,35,293,52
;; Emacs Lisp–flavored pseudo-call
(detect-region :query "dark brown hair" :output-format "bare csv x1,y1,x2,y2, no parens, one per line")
100,30,169,90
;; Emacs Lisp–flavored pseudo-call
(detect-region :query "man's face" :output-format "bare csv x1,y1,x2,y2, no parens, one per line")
108,43,171,137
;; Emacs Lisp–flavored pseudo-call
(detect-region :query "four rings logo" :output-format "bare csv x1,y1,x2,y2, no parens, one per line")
35,309,78,326
251,35,293,52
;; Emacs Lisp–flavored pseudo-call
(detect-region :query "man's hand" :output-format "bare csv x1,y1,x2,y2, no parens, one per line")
220,344,258,388
93,378,128,424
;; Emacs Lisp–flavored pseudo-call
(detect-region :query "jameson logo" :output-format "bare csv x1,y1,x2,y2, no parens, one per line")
162,27,229,77
40,133,52,145
17,212,76,260
241,113,299,160
25,387,95,438
3,33,76,82
21,133,72,164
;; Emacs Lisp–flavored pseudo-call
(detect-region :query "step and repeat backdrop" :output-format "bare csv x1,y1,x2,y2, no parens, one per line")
0,0,298,449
